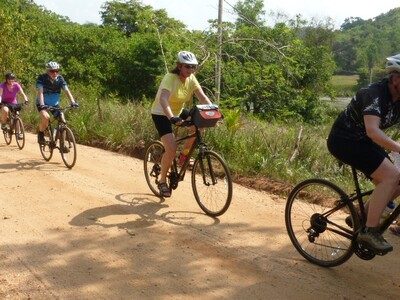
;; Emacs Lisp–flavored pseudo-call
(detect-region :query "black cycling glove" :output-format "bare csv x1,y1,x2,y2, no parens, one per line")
39,105,48,111
170,116,183,125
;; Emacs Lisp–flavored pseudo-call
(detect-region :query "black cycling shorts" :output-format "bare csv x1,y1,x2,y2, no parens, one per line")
152,114,172,138
327,134,388,178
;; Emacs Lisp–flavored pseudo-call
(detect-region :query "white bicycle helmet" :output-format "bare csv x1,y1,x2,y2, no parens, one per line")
46,61,60,70
177,51,198,65
386,54,400,73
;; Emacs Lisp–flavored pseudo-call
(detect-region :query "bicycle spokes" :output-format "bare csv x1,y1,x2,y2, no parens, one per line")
144,141,165,196
191,151,232,217
285,179,357,267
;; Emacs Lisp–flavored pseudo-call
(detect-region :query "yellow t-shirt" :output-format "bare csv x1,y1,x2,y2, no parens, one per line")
151,72,201,116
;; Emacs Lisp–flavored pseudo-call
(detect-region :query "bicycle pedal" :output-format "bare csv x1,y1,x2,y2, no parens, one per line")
375,248,393,256
359,243,393,256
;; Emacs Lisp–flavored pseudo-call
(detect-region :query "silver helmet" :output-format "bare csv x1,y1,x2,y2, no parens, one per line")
386,54,400,73
45,61,60,70
177,51,198,65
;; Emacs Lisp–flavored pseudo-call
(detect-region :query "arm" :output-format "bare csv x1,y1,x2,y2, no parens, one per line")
17,88,29,103
364,115,400,152
194,87,212,105
63,89,76,105
159,89,174,119
37,87,45,106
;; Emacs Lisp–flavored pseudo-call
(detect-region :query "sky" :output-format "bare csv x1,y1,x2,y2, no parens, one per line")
33,0,400,30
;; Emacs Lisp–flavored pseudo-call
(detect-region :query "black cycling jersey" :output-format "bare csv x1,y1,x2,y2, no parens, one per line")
330,78,400,141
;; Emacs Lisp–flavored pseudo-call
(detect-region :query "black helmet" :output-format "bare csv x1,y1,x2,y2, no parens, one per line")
5,72,15,80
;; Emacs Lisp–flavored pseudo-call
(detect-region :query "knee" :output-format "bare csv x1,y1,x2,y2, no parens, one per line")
384,168,400,188
164,144,177,159
40,111,50,120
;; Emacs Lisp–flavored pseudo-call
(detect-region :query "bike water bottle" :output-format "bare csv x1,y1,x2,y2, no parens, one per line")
179,149,189,165
380,200,395,224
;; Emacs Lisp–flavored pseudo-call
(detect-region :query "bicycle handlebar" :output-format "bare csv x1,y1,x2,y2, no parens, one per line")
47,105,77,112
0,102,27,112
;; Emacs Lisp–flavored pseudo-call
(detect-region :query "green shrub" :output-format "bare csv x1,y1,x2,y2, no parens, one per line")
20,88,364,194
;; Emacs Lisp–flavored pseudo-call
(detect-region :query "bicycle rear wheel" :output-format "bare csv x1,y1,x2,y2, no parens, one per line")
60,126,77,169
39,126,54,161
144,141,164,196
3,121,12,145
15,117,25,150
285,179,357,267
191,150,232,217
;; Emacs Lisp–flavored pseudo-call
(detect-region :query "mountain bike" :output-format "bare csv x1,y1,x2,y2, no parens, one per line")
1,102,26,150
39,105,77,169
144,105,233,217
285,165,400,267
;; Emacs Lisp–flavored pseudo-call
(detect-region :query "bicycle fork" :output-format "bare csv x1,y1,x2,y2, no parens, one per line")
198,152,218,186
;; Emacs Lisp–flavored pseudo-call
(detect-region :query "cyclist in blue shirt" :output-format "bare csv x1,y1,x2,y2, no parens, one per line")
36,61,78,144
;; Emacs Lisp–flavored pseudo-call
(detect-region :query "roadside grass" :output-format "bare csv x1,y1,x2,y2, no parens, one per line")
20,88,371,195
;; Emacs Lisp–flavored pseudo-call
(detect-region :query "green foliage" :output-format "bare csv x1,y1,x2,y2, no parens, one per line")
200,110,354,188
333,8,400,73
3,0,400,194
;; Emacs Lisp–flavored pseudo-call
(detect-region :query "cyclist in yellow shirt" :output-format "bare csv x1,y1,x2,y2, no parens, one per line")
151,51,213,197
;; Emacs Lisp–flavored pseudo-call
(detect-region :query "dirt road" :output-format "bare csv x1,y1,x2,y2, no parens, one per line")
0,133,399,299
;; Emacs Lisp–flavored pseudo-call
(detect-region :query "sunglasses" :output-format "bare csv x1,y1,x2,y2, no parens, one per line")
49,69,59,73
183,64,197,69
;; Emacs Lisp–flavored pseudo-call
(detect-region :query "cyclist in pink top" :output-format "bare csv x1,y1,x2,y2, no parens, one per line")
0,72,29,129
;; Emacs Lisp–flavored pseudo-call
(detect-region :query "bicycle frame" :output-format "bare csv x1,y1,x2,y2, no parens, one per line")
345,166,400,233
47,112,64,146
143,112,232,217
1,103,23,124
285,163,400,266
39,105,77,169
309,164,400,246
8,109,20,131
172,125,202,178
1,103,25,149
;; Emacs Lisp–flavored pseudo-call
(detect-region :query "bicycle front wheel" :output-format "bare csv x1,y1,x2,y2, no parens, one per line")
191,150,232,217
285,179,357,267
144,141,164,196
60,126,77,169
39,126,53,161
15,117,25,150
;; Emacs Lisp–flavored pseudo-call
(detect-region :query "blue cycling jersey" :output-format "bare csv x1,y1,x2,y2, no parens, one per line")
36,73,68,107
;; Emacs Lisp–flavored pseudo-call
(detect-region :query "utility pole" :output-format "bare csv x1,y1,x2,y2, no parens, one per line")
215,0,223,103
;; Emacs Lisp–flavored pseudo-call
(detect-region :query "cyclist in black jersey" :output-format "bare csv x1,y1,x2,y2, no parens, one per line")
327,54,400,254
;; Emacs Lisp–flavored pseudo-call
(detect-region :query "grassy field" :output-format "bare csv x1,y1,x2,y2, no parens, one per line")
330,75,359,97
